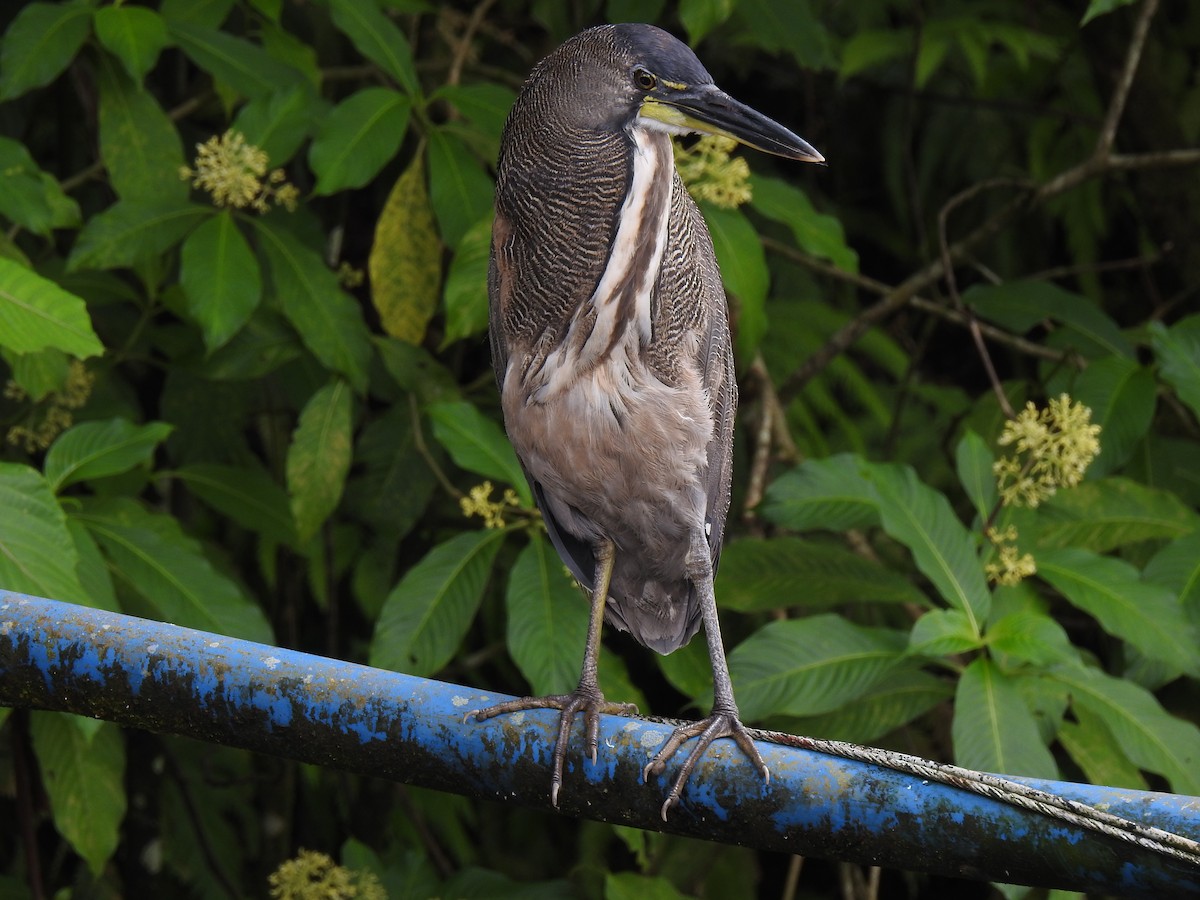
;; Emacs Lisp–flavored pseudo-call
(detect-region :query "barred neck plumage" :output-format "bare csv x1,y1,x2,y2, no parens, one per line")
527,126,673,400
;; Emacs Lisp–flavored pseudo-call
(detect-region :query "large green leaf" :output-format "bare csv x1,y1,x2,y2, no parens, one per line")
1072,355,1155,478
506,533,589,696
0,137,81,236
701,203,768,357
984,609,1076,667
427,400,530,504
74,497,273,643
0,258,103,358
93,6,171,83
952,658,1058,778
30,713,126,878
231,85,323,166
1037,547,1200,674
441,217,491,346
309,88,410,195
44,419,173,493
97,57,187,203
965,281,1132,359
180,210,262,350
168,20,306,99
369,154,442,344
786,667,950,744
1030,477,1197,552
714,536,928,612
426,129,494,249
370,529,506,676
1058,705,1146,791
1143,530,1200,629
761,454,879,532
1149,316,1200,423
864,461,992,632
253,217,372,392
328,0,420,97
0,2,93,101
172,463,297,546
67,199,209,272
955,429,996,524
287,379,353,544
907,609,983,657
749,174,857,272
0,463,87,603
1052,664,1200,795
728,614,905,721
342,405,437,541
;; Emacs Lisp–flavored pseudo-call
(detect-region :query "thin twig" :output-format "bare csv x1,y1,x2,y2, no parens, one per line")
408,395,463,500
742,355,779,521
1095,0,1160,160
446,0,500,88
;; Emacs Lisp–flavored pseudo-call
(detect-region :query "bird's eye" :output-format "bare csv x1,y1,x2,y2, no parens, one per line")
634,68,657,91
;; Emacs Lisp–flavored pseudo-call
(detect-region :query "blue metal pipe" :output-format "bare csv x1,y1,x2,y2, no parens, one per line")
1,591,1197,895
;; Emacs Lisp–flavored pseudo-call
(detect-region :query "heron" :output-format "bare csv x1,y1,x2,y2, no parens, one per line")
470,23,824,818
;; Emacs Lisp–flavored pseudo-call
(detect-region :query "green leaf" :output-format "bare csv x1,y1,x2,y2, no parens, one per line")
1058,705,1146,791
426,129,494,248
701,203,768,358
441,217,491,346
786,668,950,744
1037,547,1200,674
0,462,87,603
370,529,506,676
1149,316,1200,422
180,210,262,350
369,153,442,344
729,614,905,721
74,496,273,642
606,872,690,900
715,537,928,612
761,454,879,532
67,199,209,272
1081,0,1138,26
172,463,297,546
0,258,103,358
908,609,983,656
1143,530,1200,630
97,57,187,204
232,85,323,166
0,2,93,101
0,137,81,236
864,461,992,632
985,610,1075,667
30,713,125,877
328,0,420,97
506,533,589,696
44,419,173,493
93,6,170,82
1052,664,1200,794
159,0,235,28
965,281,1132,359
309,88,410,195
1031,477,1197,552
655,637,714,701
433,82,517,149
955,429,996,524
252,217,372,392
678,0,734,44
66,517,118,612
730,0,834,69
427,400,530,504
168,21,306,100
839,28,912,80
749,175,858,272
343,405,437,540
1072,355,1155,478
287,379,354,544
952,658,1058,778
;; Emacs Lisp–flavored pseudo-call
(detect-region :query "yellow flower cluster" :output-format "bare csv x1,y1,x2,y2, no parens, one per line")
180,130,299,213
460,481,520,529
4,360,94,452
993,394,1101,508
984,525,1036,586
673,135,752,209
267,849,383,900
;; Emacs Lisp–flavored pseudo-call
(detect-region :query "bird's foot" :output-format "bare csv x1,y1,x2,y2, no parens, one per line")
643,710,769,820
466,690,638,807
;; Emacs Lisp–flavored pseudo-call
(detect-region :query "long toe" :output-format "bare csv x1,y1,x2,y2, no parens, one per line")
645,712,770,820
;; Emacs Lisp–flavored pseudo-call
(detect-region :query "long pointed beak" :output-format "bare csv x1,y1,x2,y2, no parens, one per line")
640,84,824,163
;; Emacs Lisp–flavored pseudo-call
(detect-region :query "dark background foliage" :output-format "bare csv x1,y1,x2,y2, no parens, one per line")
0,0,1198,897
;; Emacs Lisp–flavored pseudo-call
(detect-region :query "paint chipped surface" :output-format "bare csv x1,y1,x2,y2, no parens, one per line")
263,656,281,669
451,695,471,707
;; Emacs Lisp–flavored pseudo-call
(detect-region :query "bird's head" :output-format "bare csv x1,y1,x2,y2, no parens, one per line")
520,23,823,164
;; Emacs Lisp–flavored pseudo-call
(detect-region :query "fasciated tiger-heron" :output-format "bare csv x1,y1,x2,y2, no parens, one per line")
471,23,824,818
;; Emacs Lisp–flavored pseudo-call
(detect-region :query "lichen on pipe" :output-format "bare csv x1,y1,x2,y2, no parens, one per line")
1,592,1197,896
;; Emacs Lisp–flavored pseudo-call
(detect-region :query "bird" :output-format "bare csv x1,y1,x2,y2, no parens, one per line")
470,22,824,818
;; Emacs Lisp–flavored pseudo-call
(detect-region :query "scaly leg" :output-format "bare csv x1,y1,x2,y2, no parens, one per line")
467,538,637,806
643,531,769,820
